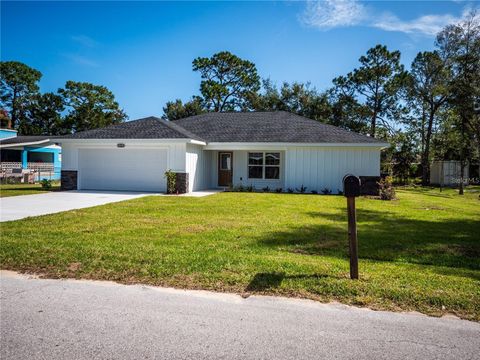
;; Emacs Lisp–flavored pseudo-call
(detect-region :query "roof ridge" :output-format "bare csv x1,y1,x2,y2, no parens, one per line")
154,117,205,142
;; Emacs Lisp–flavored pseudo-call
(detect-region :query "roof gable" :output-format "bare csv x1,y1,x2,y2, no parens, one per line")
62,116,204,141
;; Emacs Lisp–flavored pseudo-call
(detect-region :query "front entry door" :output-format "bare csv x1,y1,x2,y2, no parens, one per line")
218,152,233,187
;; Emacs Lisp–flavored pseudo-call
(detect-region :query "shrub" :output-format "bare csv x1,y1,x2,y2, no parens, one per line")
275,188,283,193
296,185,307,193
234,184,245,192
40,178,52,190
378,176,396,200
321,188,332,195
246,184,254,192
164,170,176,194
262,186,270,193
338,189,344,196
287,188,294,193
311,190,318,194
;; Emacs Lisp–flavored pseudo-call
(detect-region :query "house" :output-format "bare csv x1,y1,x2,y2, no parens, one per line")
58,111,389,194
0,129,62,181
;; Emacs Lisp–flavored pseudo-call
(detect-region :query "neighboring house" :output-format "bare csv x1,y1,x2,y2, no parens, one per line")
58,111,389,194
0,129,62,180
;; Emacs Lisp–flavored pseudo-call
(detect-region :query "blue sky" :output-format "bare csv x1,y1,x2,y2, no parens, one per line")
1,1,476,119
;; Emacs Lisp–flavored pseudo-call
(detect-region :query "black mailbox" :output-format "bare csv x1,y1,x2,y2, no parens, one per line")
343,174,361,197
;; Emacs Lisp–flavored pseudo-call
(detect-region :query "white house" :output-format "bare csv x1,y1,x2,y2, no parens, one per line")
58,111,389,194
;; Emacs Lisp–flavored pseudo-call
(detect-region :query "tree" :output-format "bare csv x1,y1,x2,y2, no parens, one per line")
59,81,127,132
332,45,408,137
328,78,370,134
0,61,42,128
406,51,451,185
436,11,480,194
162,96,205,121
391,132,417,184
250,80,332,122
18,92,65,135
192,51,260,112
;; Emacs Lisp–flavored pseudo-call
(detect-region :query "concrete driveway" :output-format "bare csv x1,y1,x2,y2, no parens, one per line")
1,271,479,360
0,191,151,222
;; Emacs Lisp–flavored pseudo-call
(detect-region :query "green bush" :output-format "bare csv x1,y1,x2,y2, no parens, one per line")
296,185,307,193
40,179,52,190
164,170,176,194
234,184,245,192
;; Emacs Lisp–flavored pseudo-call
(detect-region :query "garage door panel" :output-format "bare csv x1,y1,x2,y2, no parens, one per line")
78,148,167,192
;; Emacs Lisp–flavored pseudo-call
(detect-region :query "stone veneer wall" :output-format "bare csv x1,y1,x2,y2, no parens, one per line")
359,176,380,196
61,170,78,190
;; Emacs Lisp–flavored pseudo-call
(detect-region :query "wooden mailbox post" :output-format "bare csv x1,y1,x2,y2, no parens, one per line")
343,175,361,280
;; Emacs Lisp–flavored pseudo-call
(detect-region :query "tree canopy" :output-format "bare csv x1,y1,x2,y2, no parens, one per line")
332,45,408,138
0,61,42,128
192,51,260,112
58,81,127,133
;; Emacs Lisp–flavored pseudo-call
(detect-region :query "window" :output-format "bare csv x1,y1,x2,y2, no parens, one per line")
220,153,232,170
248,152,280,179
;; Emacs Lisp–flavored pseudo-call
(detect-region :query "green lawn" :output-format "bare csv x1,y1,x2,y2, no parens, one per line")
0,182,60,197
1,187,479,320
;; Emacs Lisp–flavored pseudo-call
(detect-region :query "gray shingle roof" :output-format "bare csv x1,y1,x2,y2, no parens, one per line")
61,116,203,141
60,112,384,144
0,136,55,145
175,111,382,143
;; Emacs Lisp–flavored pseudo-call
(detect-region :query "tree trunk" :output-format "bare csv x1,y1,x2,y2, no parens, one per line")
459,160,465,195
11,89,17,128
370,111,377,138
421,110,435,186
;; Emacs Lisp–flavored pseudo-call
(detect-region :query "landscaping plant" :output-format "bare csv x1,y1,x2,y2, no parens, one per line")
378,176,396,200
40,179,52,190
164,170,176,194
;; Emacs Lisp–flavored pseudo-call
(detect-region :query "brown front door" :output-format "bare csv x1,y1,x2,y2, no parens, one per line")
218,152,233,187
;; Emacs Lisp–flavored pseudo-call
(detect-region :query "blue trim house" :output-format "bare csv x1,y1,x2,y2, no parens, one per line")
0,129,61,180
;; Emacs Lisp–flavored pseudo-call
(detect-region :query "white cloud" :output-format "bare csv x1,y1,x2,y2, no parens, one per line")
300,0,367,30
372,13,461,36
63,54,99,67
71,35,99,48
300,1,477,37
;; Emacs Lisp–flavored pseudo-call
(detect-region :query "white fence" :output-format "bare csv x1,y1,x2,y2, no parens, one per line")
0,161,57,181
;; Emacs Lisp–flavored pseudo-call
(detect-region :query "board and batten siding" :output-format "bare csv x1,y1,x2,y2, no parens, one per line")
186,143,213,192
284,146,381,194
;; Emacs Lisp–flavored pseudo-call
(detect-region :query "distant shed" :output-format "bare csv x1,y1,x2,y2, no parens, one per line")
430,160,469,186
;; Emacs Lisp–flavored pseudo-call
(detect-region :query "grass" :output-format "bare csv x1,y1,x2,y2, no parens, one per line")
1,187,479,320
0,182,60,197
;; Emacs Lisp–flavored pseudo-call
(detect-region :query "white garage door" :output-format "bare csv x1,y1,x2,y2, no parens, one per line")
78,148,168,192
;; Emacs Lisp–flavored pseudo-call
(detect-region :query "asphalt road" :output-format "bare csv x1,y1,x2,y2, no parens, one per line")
1,271,479,360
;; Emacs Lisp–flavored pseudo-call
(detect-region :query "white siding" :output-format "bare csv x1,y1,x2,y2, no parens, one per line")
285,147,381,194
186,143,213,192
62,141,383,193
206,147,380,192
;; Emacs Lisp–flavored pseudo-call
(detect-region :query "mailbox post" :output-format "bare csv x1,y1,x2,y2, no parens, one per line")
343,175,361,280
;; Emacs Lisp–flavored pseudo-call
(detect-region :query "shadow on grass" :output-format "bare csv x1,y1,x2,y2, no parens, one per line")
257,208,480,273
246,272,332,292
